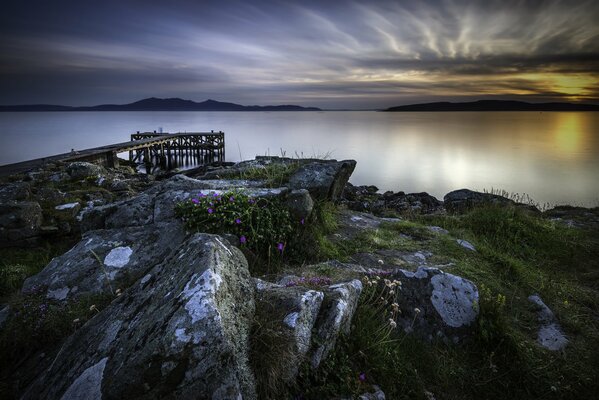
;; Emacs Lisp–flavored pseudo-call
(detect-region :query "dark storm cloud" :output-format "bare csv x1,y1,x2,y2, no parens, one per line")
1,0,598,108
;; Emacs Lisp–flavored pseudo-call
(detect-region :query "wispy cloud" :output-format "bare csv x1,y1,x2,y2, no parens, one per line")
0,0,597,108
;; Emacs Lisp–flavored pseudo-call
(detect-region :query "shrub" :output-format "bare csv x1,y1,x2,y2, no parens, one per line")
175,190,294,266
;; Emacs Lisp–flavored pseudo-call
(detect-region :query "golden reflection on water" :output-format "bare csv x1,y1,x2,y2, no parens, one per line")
552,113,585,158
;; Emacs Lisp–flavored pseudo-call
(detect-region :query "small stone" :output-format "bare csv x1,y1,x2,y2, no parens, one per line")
457,239,476,251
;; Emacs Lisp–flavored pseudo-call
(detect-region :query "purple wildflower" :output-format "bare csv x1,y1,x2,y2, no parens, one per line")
207,208,214,214
199,193,206,198
235,218,242,224
277,242,284,252
213,193,219,197
229,196,235,202
240,235,247,244
191,198,199,204
359,372,366,382
248,198,255,204
300,218,305,225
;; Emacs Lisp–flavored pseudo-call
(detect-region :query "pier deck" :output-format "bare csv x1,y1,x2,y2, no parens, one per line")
0,131,225,177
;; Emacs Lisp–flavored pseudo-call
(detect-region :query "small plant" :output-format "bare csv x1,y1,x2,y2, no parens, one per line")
175,190,295,268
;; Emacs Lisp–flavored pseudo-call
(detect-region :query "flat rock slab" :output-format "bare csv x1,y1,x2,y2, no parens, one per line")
22,233,256,400
22,221,186,301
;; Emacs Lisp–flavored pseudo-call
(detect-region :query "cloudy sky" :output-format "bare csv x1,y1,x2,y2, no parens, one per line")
1,0,598,109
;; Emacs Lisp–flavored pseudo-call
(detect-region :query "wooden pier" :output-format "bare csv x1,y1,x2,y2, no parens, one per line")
0,131,225,177
128,131,225,172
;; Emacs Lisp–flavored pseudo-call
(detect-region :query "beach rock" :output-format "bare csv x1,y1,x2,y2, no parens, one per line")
22,221,186,301
342,184,442,215
0,201,43,244
21,233,256,400
285,189,314,220
311,279,363,368
528,294,568,351
66,162,106,180
386,192,443,214
443,189,514,213
289,160,356,201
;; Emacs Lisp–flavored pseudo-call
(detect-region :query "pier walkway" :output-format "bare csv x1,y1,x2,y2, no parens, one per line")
0,131,225,177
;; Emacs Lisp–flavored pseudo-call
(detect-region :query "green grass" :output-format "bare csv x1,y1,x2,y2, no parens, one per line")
298,204,599,399
0,240,77,299
239,162,302,187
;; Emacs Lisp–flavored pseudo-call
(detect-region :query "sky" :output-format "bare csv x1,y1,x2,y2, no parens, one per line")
1,0,598,109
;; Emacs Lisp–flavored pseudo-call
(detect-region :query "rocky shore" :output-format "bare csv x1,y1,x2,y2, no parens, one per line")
1,157,598,399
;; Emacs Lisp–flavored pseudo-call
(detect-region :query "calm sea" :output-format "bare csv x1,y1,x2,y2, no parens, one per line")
1,111,598,207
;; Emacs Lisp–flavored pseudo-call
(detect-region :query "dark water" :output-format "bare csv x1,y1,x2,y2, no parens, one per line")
1,111,598,206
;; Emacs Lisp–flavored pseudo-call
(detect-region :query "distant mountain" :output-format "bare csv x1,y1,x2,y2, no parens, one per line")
383,100,599,112
0,97,322,112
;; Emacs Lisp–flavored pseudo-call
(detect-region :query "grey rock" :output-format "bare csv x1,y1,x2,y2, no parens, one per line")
21,233,256,400
528,294,568,351
0,182,31,202
285,189,314,220
22,221,186,300
538,323,569,351
457,239,476,252
105,193,154,229
390,267,479,342
289,160,356,201
66,162,106,180
428,226,449,235
0,201,43,243
358,386,386,400
311,279,363,368
54,202,81,218
0,305,9,329
444,189,514,213
254,282,324,382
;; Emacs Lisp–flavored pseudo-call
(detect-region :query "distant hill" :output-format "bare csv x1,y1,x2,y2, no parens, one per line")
383,100,599,112
0,97,322,112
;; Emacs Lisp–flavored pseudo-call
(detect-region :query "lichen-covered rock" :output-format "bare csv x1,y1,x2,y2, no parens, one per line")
392,267,479,343
21,233,256,400
254,280,324,382
22,221,186,301
311,279,363,368
66,162,106,180
289,160,356,201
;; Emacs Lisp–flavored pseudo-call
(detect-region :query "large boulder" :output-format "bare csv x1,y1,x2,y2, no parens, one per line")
22,221,186,301
443,189,514,213
21,233,257,400
80,174,290,232
289,160,356,201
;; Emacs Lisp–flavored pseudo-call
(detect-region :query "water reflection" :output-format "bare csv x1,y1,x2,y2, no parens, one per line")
0,111,598,206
